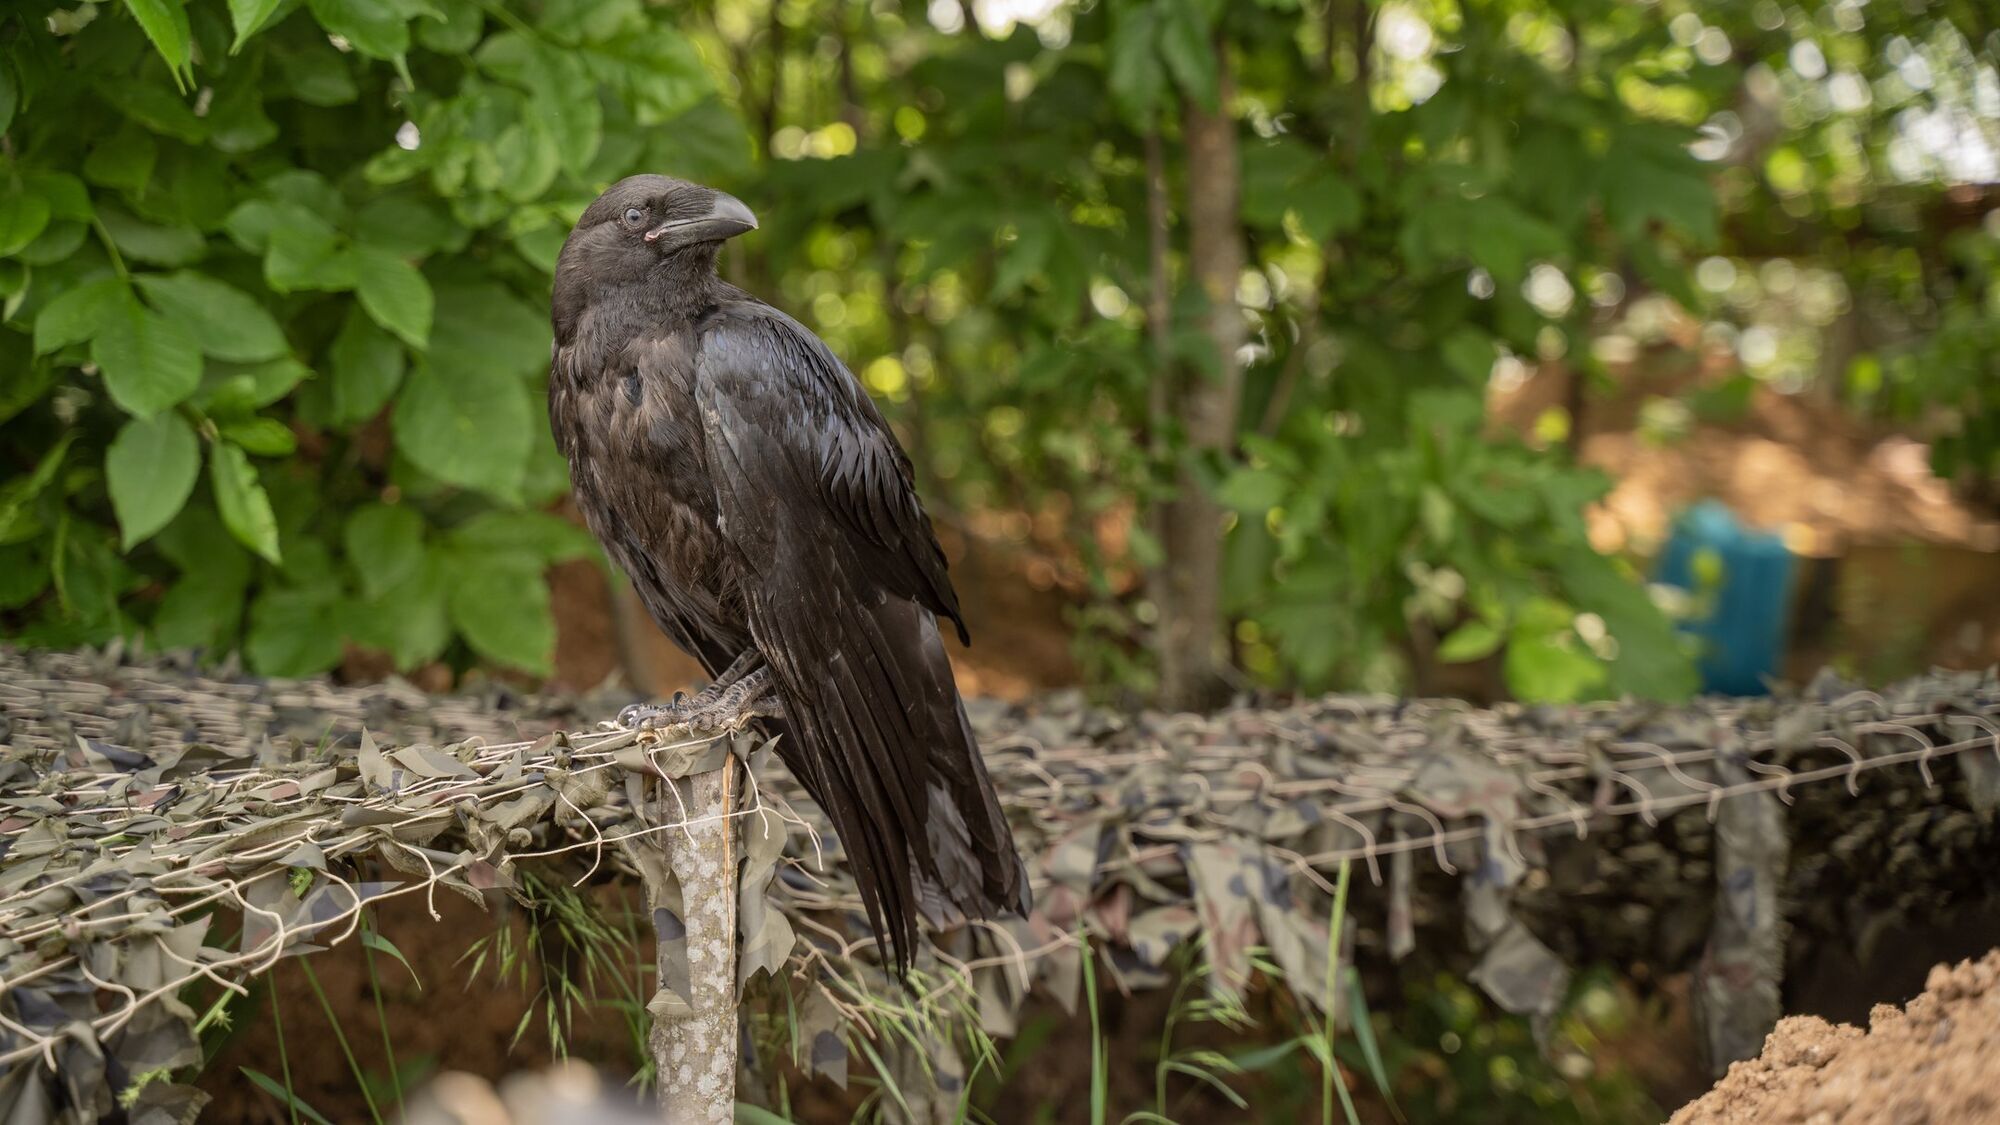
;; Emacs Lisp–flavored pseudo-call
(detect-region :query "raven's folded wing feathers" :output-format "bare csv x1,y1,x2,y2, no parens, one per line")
693,305,1025,968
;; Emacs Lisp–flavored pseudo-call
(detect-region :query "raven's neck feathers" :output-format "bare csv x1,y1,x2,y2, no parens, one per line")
552,244,727,350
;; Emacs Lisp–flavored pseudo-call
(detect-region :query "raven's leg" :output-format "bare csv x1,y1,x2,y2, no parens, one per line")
624,666,785,734
618,650,764,730
675,666,785,730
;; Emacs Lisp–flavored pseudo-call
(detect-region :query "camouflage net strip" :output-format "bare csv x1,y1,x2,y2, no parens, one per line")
1,646,1997,1123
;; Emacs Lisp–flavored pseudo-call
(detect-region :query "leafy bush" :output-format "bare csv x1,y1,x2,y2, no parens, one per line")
0,0,745,676
2,0,1727,701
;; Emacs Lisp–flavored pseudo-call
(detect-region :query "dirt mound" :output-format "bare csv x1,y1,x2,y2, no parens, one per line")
1672,951,2000,1124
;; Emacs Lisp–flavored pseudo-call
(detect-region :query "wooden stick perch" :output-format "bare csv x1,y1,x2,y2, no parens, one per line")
644,744,741,1123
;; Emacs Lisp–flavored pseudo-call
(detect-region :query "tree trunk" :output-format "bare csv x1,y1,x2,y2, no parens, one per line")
1143,129,1180,702
1154,42,1245,713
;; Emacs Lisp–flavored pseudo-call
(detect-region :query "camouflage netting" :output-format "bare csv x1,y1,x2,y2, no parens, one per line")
2,645,1999,1123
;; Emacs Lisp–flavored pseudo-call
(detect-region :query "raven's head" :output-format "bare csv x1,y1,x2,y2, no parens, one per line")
556,174,758,294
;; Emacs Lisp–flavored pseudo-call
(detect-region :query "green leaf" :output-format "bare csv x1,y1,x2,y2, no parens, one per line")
429,281,551,380
1435,620,1501,663
218,417,297,457
206,81,279,153
416,0,484,52
97,207,206,267
1602,126,1718,244
124,0,194,87
353,196,464,258
510,222,565,274
135,272,289,362
329,306,407,423
447,554,552,674
1555,552,1698,702
1107,5,1166,126
305,0,410,62
0,542,49,610
93,298,203,417
1215,468,1289,513
577,26,710,124
542,58,604,176
0,188,51,258
14,223,89,267
1503,635,1605,703
26,174,94,224
152,515,251,650
1440,328,1494,384
994,215,1054,299
278,38,361,104
391,361,533,500
348,555,451,667
0,433,76,546
199,358,313,416
0,357,54,427
106,413,200,550
345,503,426,598
93,79,207,143
445,510,595,564
491,117,562,202
477,34,605,176
1418,483,1454,544
352,247,432,348
229,0,286,49
82,128,159,195
210,442,282,563
1158,0,1218,109
33,277,129,354
266,222,355,293
245,584,346,676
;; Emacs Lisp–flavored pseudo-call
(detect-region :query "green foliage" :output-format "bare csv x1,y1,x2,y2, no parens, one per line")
6,0,1983,704
1376,972,1661,1124
736,0,1725,703
0,0,737,675
1868,227,2000,487
1220,393,1697,700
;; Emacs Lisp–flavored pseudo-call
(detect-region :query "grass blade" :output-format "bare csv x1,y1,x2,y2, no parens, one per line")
1321,860,1352,1125
1346,966,1402,1120
952,1051,990,1125
1081,931,1108,1125
240,1067,335,1125
266,984,300,1125
361,918,405,1116
852,1034,916,1120
301,958,385,1125
362,927,422,989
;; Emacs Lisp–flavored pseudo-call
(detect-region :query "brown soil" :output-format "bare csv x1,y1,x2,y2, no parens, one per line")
1672,950,2000,1125
1489,355,2000,558
1491,356,2000,679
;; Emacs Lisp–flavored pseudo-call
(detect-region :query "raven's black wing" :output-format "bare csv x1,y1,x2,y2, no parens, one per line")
694,302,1028,968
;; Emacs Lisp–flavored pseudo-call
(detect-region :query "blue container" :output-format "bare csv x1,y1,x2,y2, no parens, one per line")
1653,501,1797,696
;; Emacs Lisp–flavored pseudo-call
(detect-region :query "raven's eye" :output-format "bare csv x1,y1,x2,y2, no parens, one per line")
623,207,645,226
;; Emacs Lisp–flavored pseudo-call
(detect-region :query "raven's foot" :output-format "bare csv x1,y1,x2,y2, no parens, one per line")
622,668,783,738
617,688,714,731
616,654,782,735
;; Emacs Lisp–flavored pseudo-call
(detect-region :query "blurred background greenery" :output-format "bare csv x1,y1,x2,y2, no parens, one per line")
1,0,1995,713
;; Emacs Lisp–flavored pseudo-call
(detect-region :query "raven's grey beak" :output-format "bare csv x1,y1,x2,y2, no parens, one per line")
645,193,759,245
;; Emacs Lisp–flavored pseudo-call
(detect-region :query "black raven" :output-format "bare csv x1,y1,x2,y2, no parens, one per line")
549,174,1031,970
